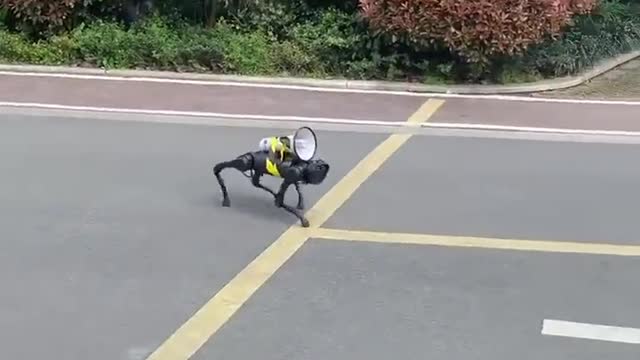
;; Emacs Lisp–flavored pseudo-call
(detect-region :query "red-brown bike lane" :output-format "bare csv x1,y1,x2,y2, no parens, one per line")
2,72,640,131
0,73,425,122
428,97,640,132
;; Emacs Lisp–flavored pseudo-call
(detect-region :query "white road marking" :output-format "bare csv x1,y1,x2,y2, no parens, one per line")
425,122,640,137
0,101,405,126
542,319,640,344
3,101,640,137
2,70,640,106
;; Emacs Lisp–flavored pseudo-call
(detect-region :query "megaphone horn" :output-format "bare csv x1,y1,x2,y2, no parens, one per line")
292,126,317,161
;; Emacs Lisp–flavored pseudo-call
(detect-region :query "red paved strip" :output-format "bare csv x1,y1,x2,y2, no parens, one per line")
430,98,640,132
0,74,425,122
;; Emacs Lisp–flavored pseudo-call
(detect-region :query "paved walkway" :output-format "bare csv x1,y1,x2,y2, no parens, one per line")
538,59,640,101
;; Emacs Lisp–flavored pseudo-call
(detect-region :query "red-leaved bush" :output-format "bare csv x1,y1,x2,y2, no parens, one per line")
1,0,81,30
359,0,597,64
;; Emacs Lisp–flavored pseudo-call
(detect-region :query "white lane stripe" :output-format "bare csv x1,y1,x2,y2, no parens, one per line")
542,319,640,344
431,94,640,106
424,122,640,137
2,70,640,106
0,101,405,126
3,101,640,136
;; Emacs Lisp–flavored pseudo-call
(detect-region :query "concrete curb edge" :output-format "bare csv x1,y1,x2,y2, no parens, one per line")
1,49,639,94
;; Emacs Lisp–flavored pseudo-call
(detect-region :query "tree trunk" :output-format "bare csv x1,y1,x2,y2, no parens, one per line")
206,0,220,27
123,0,154,26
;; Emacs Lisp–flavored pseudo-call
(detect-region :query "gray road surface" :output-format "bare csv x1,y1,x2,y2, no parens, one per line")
192,239,640,360
2,110,639,360
325,134,640,245
189,130,640,360
0,113,384,360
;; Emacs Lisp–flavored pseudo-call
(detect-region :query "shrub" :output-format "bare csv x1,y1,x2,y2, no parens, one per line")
2,0,639,85
254,6,438,81
66,15,305,74
287,9,364,74
0,6,8,29
172,27,225,72
211,20,278,75
269,40,324,76
522,0,640,77
70,16,226,71
359,0,598,66
1,0,84,36
0,30,75,64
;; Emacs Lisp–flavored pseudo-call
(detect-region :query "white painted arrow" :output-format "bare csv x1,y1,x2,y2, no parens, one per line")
542,319,640,344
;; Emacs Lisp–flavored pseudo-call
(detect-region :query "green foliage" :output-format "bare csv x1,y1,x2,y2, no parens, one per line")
212,20,279,74
71,17,225,70
0,7,8,29
0,0,114,39
287,9,361,73
229,3,447,81
0,31,74,64
154,0,265,26
0,0,639,84
522,0,640,77
71,21,133,68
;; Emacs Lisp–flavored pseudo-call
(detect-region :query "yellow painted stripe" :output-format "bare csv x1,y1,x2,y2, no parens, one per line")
406,99,446,124
313,228,640,257
145,98,446,360
145,226,309,360
305,99,446,227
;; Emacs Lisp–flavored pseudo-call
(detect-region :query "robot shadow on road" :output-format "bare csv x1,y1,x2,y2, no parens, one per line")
213,126,330,228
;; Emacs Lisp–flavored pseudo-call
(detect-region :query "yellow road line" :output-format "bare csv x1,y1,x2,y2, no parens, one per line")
305,99,446,227
145,99,446,360
313,228,640,257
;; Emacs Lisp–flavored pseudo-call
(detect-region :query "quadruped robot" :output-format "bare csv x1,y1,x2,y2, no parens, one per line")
213,126,330,227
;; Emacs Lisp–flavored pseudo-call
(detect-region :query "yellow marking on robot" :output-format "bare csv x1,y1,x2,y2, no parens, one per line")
145,99,445,360
265,158,281,177
313,228,640,257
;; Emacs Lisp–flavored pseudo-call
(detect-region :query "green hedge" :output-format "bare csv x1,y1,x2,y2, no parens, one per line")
522,0,640,78
0,0,639,84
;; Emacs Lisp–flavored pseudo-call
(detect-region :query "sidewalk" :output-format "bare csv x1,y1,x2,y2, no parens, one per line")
537,59,640,101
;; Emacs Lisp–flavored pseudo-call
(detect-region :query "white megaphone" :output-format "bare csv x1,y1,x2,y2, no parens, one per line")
259,126,318,161
291,126,317,161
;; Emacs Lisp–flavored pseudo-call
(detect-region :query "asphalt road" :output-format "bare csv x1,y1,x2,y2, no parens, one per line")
192,240,640,360
324,134,640,245
189,131,640,360
2,89,640,360
0,113,384,360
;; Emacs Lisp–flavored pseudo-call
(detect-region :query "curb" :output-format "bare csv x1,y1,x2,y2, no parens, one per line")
0,50,639,94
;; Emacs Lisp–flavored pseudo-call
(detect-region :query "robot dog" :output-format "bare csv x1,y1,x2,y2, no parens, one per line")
213,126,330,227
